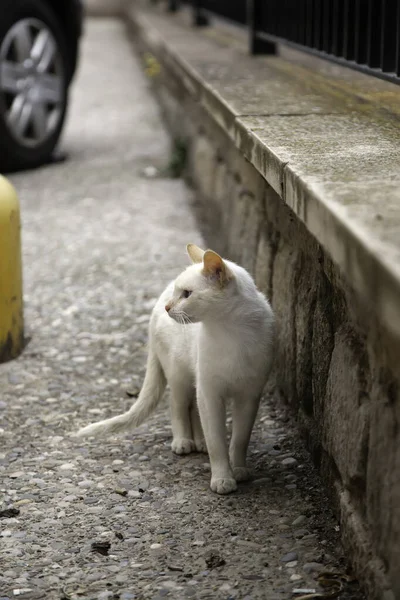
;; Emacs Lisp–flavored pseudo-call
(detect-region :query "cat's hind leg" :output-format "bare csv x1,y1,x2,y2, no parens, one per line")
229,395,261,482
169,378,196,455
190,403,207,453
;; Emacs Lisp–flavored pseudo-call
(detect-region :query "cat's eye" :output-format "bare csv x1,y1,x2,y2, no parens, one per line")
182,290,192,298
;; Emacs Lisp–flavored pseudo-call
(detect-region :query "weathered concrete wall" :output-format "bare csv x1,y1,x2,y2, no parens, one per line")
127,9,400,600
162,89,400,600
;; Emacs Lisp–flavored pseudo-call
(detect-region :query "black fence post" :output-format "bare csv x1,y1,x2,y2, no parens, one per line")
248,0,277,55
192,0,210,26
168,0,180,12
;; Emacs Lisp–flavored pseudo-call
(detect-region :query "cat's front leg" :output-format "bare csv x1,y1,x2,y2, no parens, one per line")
229,394,261,481
169,378,195,455
197,387,237,494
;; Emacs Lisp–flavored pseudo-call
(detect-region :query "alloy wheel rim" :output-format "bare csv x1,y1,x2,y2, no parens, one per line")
0,18,64,147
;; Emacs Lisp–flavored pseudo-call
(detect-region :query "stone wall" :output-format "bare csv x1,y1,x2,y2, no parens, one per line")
151,73,399,600
127,10,400,599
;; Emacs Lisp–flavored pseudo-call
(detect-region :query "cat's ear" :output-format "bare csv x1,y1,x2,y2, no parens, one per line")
186,243,205,264
202,250,232,286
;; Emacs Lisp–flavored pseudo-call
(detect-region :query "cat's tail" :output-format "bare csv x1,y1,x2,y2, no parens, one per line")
75,350,166,438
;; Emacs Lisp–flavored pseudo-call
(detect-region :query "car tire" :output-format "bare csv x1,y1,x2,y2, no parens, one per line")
0,0,70,172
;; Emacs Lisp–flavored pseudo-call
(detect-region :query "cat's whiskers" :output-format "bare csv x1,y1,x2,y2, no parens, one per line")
181,311,193,325
174,310,193,328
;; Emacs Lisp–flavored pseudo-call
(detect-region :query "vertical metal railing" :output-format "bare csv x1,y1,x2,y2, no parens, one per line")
249,0,400,84
192,0,209,25
249,0,276,54
162,0,400,85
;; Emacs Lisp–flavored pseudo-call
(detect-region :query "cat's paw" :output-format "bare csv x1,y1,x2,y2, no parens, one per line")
194,438,208,453
171,438,195,455
210,477,237,495
233,466,251,482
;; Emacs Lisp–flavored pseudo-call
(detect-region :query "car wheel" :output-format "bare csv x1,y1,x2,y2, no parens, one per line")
0,0,69,172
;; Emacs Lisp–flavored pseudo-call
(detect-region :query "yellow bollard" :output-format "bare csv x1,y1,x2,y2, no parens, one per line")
0,176,24,363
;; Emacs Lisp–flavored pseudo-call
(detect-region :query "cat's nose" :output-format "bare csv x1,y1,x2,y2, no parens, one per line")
165,304,171,313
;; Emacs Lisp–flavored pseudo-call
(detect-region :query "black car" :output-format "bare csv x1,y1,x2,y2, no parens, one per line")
0,0,83,171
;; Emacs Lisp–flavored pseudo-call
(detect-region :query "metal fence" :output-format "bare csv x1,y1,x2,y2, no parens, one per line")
182,0,400,86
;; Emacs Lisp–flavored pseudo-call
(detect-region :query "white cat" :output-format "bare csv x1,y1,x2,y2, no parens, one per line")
76,244,275,495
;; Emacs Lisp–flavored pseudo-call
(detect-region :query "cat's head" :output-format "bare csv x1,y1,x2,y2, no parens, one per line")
165,244,234,324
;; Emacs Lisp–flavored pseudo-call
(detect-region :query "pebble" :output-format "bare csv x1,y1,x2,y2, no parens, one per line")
58,463,76,471
86,506,103,514
84,497,99,505
29,478,46,487
4,569,17,579
282,457,298,466
251,478,271,486
1,530,13,537
303,562,324,573
236,540,263,549
292,515,306,526
302,534,318,542
285,561,298,568
63,495,77,502
72,356,87,363
78,480,93,488
128,490,141,498
294,529,309,539
290,574,303,581
281,552,298,563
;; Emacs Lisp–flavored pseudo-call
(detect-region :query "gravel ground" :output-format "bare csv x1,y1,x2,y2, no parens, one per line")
1,19,363,600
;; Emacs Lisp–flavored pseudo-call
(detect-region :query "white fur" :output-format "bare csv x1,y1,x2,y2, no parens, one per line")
76,246,275,495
